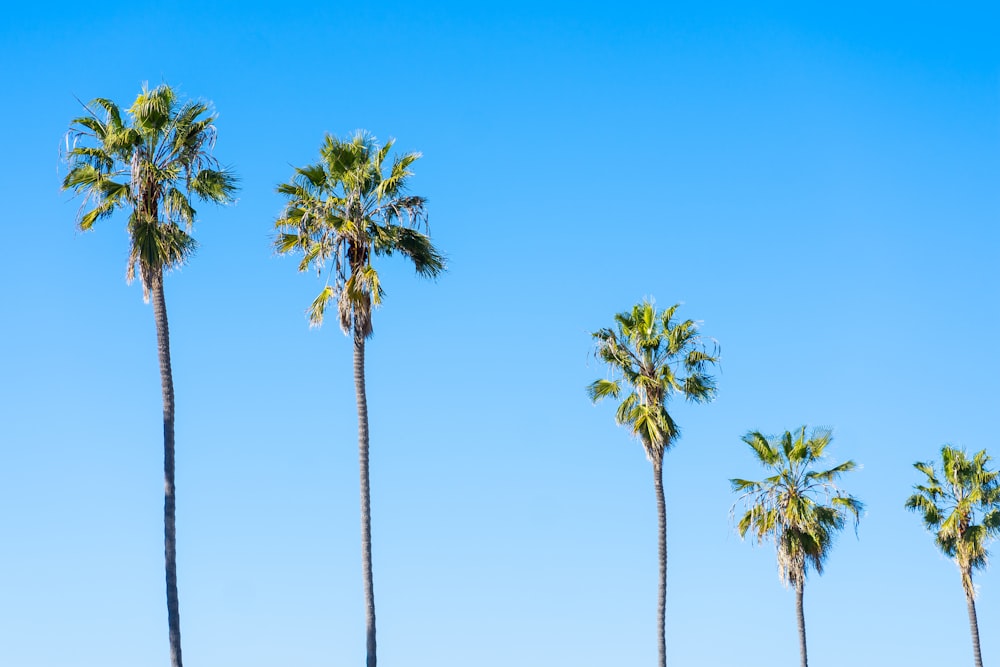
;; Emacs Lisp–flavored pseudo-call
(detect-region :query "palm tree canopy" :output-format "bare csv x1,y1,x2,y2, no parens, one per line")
62,83,238,298
587,300,718,462
274,131,445,336
731,427,863,587
905,446,1000,593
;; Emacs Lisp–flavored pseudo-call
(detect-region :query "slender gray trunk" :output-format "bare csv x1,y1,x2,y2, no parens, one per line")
151,272,183,667
354,331,376,667
795,577,808,667
653,459,666,667
963,572,984,667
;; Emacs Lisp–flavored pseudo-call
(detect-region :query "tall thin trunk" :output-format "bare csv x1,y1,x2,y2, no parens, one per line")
354,331,377,667
151,272,183,667
963,572,984,667
795,577,808,667
653,459,666,667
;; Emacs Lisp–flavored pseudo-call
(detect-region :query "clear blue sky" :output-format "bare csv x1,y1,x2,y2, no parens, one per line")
1,2,998,666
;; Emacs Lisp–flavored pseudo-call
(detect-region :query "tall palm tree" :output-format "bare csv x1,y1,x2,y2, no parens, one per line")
62,83,237,667
587,300,718,667
274,131,444,667
730,427,862,667
905,446,1000,667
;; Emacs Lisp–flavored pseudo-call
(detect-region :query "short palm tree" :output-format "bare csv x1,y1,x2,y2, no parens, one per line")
587,300,718,667
730,427,862,667
275,131,444,667
62,83,237,667
905,446,1000,667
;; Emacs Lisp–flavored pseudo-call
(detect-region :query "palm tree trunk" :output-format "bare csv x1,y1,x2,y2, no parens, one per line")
354,331,377,667
795,577,808,667
963,573,984,667
151,272,183,667
653,459,666,667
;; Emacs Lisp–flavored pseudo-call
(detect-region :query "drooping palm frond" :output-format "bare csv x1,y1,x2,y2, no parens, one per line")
731,427,863,587
274,131,445,336
62,83,238,299
588,300,719,463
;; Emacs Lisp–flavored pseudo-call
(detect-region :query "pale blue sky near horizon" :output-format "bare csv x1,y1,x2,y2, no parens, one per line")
1,2,999,666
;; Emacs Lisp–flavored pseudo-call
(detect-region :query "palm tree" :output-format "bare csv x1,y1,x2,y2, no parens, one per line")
587,300,718,667
274,131,444,667
730,427,862,667
62,83,237,667
905,446,1000,667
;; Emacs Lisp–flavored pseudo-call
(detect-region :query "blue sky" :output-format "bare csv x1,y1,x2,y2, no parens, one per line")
1,2,999,665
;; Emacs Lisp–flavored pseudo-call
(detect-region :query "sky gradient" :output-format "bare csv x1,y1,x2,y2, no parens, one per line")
2,2,999,666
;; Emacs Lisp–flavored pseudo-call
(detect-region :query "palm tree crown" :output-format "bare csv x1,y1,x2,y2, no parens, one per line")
731,427,863,587
62,83,237,295
587,300,718,461
905,446,1000,596
274,131,444,332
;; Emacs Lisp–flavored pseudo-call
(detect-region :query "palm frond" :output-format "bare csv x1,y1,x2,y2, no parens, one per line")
190,168,238,203
587,379,621,402
308,284,335,327
130,83,174,133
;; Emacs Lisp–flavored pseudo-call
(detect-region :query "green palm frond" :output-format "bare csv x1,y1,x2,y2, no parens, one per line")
130,83,174,133
308,284,335,327
68,114,108,141
374,226,444,277
88,98,122,128
190,168,239,203
742,432,780,466
587,379,621,402
163,187,196,227
294,163,328,190
275,232,304,254
63,163,109,192
377,151,420,200
614,391,639,428
806,460,857,484
103,126,141,154
79,183,129,230
731,426,862,587
66,146,114,171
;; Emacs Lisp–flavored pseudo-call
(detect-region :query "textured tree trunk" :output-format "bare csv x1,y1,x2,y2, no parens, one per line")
963,572,984,667
653,459,666,667
354,331,377,667
151,272,183,667
795,577,808,667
